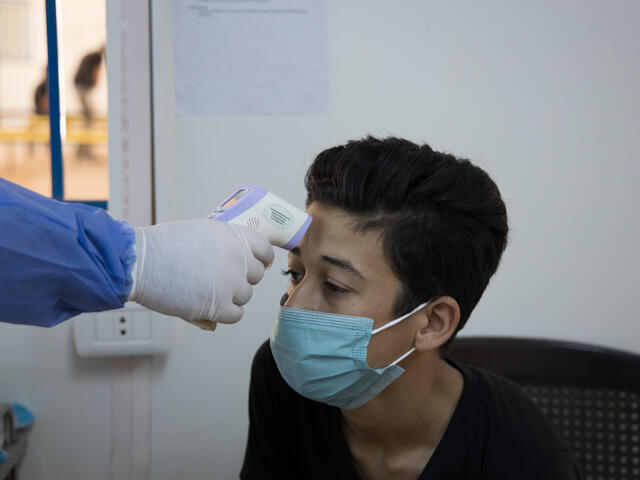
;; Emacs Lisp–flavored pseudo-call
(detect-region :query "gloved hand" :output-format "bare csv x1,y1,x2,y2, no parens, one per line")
128,218,274,330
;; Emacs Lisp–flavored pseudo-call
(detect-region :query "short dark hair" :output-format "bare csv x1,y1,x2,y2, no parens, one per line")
305,136,508,348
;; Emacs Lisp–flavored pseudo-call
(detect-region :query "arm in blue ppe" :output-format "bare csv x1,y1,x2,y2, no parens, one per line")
0,178,135,327
0,178,275,329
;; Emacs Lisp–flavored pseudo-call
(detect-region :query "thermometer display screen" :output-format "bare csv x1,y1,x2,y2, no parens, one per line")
220,189,249,210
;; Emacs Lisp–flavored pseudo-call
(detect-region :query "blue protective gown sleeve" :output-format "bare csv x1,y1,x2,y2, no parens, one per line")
0,178,136,327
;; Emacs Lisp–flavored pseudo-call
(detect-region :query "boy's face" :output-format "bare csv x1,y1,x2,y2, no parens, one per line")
284,202,419,369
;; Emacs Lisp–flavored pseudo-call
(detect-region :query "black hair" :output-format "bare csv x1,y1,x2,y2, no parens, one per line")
305,136,508,348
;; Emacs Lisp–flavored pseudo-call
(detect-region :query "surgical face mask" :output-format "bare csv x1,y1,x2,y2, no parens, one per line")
270,294,429,410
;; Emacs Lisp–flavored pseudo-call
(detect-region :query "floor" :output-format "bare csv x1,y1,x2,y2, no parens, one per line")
0,141,109,201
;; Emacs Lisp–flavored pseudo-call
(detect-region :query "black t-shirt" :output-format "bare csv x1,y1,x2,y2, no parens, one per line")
241,340,583,480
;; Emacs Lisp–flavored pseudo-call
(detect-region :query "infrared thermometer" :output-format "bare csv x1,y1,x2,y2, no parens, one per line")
209,184,312,250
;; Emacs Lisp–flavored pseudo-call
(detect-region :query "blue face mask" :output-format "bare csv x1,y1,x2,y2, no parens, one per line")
270,296,429,410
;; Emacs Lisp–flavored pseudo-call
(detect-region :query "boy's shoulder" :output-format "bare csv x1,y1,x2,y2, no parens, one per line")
443,361,576,476
456,361,565,447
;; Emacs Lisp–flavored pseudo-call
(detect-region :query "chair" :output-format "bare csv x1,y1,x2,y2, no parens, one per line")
446,337,640,480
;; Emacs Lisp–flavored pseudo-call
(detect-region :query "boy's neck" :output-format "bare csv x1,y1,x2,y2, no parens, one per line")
340,352,463,452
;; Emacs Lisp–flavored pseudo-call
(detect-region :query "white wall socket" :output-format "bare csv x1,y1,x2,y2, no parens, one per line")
73,302,172,357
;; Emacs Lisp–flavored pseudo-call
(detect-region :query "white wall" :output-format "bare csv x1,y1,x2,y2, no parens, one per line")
150,1,640,479
1,1,638,479
0,0,107,116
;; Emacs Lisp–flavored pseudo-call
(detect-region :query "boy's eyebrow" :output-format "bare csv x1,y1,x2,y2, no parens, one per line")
290,247,366,280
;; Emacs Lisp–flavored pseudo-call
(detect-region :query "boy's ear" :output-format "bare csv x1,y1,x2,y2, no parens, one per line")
414,296,460,352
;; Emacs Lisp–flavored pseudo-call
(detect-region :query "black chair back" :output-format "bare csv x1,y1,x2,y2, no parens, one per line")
447,337,640,480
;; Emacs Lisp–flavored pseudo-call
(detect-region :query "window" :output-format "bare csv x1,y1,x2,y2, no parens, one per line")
0,0,108,208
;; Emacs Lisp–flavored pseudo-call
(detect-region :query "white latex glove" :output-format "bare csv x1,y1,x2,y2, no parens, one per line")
128,218,274,330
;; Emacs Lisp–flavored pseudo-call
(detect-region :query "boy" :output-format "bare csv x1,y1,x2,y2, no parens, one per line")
241,137,581,479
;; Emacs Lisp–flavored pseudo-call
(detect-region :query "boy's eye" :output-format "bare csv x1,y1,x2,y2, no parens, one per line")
281,270,349,295
281,269,302,284
323,282,349,294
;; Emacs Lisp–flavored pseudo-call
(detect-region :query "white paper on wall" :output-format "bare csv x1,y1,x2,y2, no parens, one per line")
172,0,328,115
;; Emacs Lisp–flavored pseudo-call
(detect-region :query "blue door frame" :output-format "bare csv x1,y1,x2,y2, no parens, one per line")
45,0,108,210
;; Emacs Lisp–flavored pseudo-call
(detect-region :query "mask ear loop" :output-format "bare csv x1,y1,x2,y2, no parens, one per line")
371,302,430,367
389,346,416,366
371,302,429,335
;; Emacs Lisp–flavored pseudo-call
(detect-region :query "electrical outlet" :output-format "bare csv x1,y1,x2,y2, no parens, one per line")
73,303,172,357
131,312,152,339
115,312,132,339
96,311,134,340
